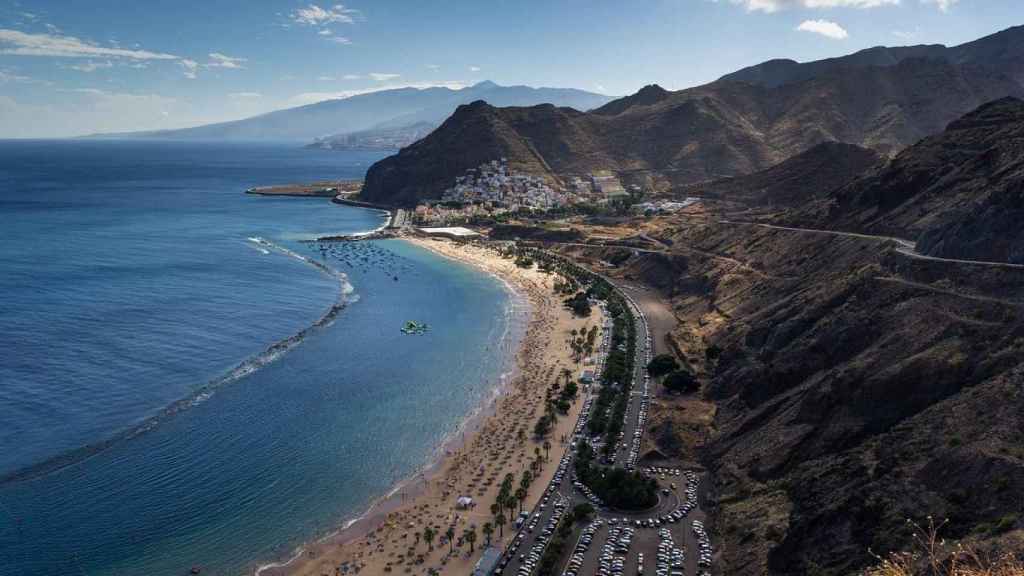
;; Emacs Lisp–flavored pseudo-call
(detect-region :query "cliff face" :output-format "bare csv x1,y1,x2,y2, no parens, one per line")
362,42,1024,206
793,97,1024,264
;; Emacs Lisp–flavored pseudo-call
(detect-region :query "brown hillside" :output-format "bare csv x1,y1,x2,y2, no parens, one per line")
792,97,1024,264
363,36,1024,206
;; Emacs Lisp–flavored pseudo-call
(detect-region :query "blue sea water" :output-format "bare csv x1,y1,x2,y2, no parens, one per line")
0,141,523,576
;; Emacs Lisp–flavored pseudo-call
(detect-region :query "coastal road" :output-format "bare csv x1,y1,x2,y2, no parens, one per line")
719,220,1024,270
499,250,713,576
611,288,651,469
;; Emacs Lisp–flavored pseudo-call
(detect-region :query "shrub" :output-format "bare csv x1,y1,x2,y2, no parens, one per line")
647,354,679,377
994,514,1018,534
664,369,700,393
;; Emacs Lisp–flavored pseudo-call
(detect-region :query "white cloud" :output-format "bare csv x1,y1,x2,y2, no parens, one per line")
288,81,469,106
180,59,198,79
796,19,849,39
594,83,608,94
291,4,360,26
426,64,440,71
318,29,333,36
67,60,113,72
229,92,261,99
717,0,897,12
206,52,246,69
0,29,178,59
327,36,351,44
369,72,400,81
468,66,481,73
719,0,956,11
342,73,361,80
318,75,335,81
920,0,958,11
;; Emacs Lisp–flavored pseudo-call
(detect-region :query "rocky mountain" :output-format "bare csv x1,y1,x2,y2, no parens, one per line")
720,24,1024,88
363,29,1024,206
85,81,613,142
545,100,1024,573
790,97,1024,264
683,142,882,207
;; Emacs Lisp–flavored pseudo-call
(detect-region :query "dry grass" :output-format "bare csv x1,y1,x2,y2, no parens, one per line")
866,518,1023,576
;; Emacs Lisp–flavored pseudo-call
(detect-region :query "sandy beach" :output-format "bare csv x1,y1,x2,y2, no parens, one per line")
264,237,602,576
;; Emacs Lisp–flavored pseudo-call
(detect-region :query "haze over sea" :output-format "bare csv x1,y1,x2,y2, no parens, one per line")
0,141,523,576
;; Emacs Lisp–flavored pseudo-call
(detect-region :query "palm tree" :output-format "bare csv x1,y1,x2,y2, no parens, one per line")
515,486,527,513
495,510,506,537
534,446,541,462
423,527,436,551
465,526,478,554
445,526,455,555
543,440,551,461
414,531,421,549
482,522,493,547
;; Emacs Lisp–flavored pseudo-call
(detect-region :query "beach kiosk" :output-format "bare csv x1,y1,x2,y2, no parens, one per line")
456,495,475,510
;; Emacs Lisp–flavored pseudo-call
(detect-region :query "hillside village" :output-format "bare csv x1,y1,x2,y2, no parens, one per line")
412,159,694,226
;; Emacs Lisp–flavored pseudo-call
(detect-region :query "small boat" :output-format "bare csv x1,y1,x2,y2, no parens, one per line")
400,320,429,335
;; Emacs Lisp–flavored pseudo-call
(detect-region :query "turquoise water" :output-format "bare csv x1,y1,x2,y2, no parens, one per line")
0,141,524,576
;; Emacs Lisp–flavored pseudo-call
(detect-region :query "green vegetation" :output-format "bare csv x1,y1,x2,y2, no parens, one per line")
663,369,699,393
535,502,599,576
572,502,595,524
647,353,680,377
574,441,657,510
586,295,637,455
564,291,592,317
994,514,1019,534
515,255,535,269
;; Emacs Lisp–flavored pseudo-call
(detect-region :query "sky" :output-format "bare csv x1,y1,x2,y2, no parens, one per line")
0,0,1019,137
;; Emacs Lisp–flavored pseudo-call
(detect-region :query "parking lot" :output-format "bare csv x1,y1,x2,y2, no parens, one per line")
497,259,714,576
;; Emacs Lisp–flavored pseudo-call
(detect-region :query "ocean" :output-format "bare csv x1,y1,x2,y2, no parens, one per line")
0,140,524,576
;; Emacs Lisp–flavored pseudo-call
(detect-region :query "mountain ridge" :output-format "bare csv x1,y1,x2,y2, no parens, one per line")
362,27,1024,206
83,81,614,142
720,24,1024,87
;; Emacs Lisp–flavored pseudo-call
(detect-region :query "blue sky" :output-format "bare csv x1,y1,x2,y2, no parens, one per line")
0,0,1019,137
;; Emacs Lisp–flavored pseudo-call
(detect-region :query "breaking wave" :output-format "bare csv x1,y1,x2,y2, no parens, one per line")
0,237,356,487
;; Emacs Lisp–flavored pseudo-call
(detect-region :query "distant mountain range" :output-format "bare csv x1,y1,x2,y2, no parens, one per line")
361,25,1024,206
85,81,614,144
